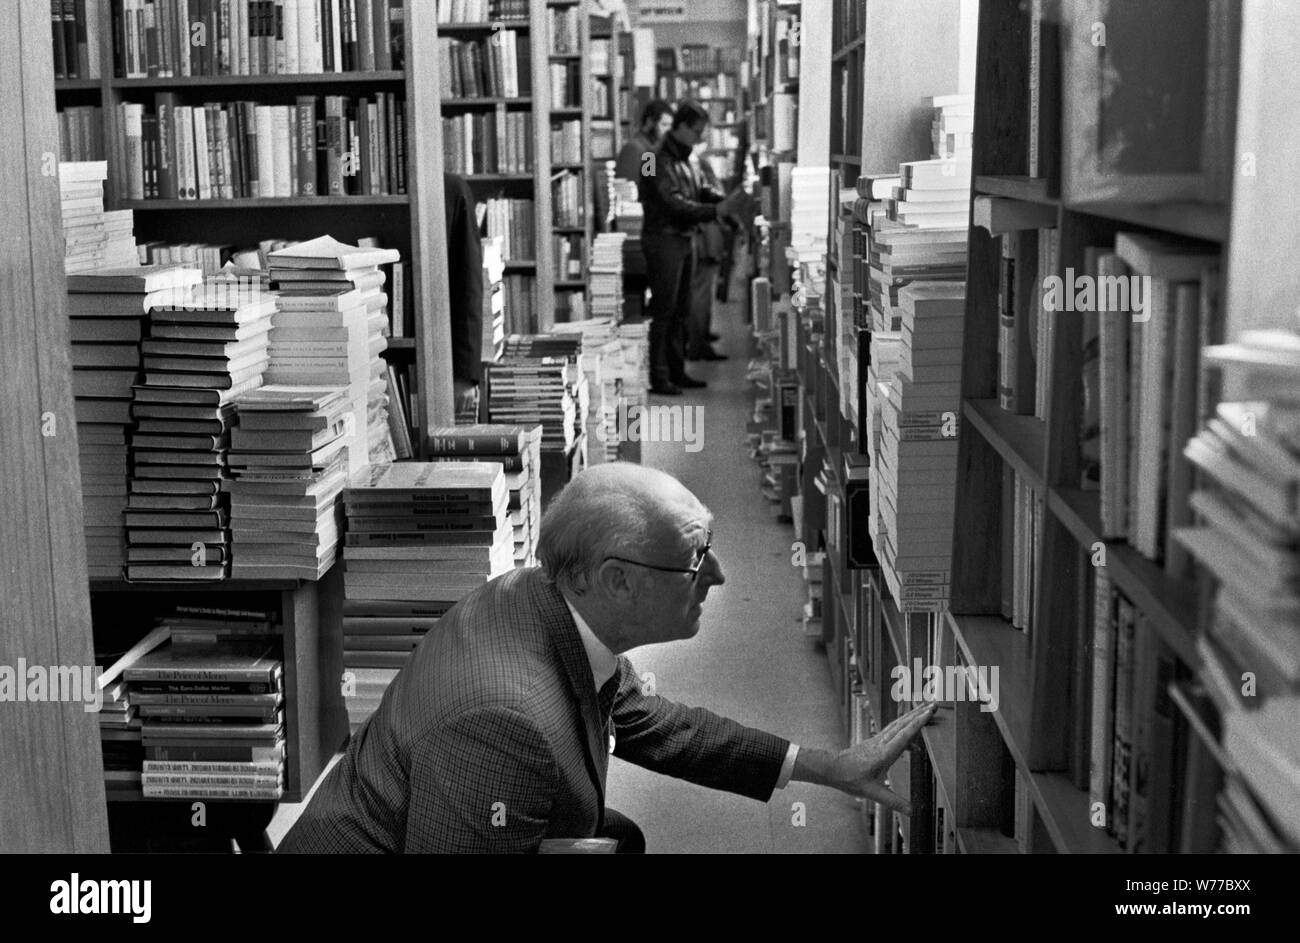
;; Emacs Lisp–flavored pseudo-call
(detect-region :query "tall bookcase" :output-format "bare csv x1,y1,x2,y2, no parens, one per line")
546,0,591,321
53,0,456,449
438,0,557,333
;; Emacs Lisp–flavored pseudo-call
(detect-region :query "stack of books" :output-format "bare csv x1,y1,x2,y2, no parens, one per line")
68,264,204,578
614,321,650,462
611,178,643,237
59,161,136,274
788,166,832,273
876,282,966,611
129,641,286,801
481,236,506,365
1174,329,1300,852
226,385,353,580
340,462,515,730
126,282,276,581
928,93,975,161
265,235,399,473
491,333,587,453
589,232,628,323
428,425,543,567
552,320,623,465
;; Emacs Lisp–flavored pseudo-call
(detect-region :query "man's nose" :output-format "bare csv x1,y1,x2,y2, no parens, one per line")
700,551,725,587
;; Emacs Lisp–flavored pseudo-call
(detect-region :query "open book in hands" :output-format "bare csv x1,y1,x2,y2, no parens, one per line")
717,189,758,230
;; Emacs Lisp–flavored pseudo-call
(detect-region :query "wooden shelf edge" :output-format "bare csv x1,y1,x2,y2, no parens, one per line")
943,611,1033,769
121,196,409,209
956,826,1019,854
111,71,404,87
921,709,958,812
1063,199,1229,243
974,175,1058,207
1028,772,1124,854
962,398,1047,491
1047,487,1200,667
90,578,300,592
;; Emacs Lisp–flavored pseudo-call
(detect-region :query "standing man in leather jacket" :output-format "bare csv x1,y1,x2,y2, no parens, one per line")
637,101,749,396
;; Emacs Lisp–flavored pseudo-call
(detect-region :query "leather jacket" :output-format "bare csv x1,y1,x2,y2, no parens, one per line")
637,132,724,239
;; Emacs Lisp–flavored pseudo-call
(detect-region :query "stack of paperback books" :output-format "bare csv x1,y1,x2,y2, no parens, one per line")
427,425,543,567
588,232,628,322
481,236,506,364
876,282,966,611
489,334,586,452
59,161,136,274
125,282,276,581
340,462,515,730
68,263,204,578
128,641,286,801
226,385,353,580
265,235,398,473
552,320,624,465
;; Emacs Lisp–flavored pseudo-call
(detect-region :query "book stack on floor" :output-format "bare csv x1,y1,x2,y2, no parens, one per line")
60,161,136,275
126,281,277,581
128,638,286,801
876,282,966,611
340,462,515,731
225,386,352,579
589,232,628,323
481,236,506,365
68,264,205,578
552,320,623,465
1172,329,1300,852
265,236,399,474
428,425,543,568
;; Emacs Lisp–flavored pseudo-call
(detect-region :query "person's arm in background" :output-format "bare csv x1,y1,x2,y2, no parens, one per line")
444,174,483,400
615,139,649,183
650,159,726,230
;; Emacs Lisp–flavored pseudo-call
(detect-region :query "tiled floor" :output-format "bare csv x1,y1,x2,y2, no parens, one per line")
603,267,870,853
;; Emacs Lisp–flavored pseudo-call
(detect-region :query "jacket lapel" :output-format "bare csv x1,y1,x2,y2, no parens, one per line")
532,573,608,809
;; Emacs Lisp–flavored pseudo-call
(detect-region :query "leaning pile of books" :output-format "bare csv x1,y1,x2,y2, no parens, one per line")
129,636,286,801
589,232,628,323
126,280,276,581
876,282,965,611
428,425,543,568
225,385,352,580
68,263,204,578
1174,328,1300,852
59,161,136,274
340,462,515,731
266,235,398,472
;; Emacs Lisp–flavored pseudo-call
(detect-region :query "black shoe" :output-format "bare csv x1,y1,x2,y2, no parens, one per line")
674,375,707,389
650,382,683,396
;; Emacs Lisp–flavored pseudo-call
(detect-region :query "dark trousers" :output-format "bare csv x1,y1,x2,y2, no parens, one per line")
642,232,695,387
687,257,720,357
600,808,646,854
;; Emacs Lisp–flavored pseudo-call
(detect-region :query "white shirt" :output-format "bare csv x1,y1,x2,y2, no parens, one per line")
563,597,799,789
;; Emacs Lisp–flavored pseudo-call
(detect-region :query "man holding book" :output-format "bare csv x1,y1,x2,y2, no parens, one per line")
278,463,935,853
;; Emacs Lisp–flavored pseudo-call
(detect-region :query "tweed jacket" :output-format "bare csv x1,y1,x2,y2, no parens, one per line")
278,567,790,853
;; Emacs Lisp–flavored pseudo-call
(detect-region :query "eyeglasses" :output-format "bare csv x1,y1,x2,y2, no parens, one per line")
605,531,713,583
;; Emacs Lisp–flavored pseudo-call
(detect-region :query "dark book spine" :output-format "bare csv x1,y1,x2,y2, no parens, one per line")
53,0,67,79
73,0,90,77
372,0,389,71
296,96,317,194
321,0,334,72
388,0,401,71
154,91,176,198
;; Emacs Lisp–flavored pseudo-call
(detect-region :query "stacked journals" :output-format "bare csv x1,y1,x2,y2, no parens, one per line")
60,161,136,274
1173,330,1300,852
589,232,628,323
266,235,399,473
789,166,831,272
226,386,352,580
68,264,204,578
340,462,515,730
128,642,286,801
127,281,277,581
876,283,966,611
491,334,587,452
427,425,543,567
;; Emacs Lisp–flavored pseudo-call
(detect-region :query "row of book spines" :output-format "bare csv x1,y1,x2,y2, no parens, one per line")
58,106,108,163
996,227,1056,420
116,93,405,200
441,111,534,176
440,33,530,99
112,0,405,79
436,0,526,24
52,0,101,79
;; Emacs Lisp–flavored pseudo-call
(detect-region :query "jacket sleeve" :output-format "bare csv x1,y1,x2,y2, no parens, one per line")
444,174,484,384
609,657,790,801
646,160,723,229
404,706,558,853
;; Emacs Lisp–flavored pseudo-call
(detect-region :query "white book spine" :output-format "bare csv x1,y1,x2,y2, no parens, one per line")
177,0,191,77
122,102,145,200
284,0,300,73
232,0,246,75
300,0,322,73
275,0,288,73
330,0,343,73
255,105,276,198
271,105,293,197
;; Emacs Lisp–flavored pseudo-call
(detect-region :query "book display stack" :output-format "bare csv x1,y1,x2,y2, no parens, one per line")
481,236,507,366
552,319,621,466
340,462,514,730
875,283,965,611
428,425,543,567
60,161,137,274
490,333,586,453
127,642,286,801
589,231,628,323
126,281,276,581
226,385,352,580
67,263,201,579
265,235,398,473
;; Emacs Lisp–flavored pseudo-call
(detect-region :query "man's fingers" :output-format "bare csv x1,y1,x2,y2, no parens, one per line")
880,702,935,741
861,782,911,817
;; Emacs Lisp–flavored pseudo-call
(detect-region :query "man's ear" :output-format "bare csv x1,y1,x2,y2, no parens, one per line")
594,558,638,604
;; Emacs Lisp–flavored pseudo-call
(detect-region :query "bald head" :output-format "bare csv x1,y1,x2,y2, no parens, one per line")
538,463,708,591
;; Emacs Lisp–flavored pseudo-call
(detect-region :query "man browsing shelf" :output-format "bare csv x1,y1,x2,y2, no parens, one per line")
278,463,936,854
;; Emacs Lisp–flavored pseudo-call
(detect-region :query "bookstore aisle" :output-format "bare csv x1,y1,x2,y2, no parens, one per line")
604,270,870,854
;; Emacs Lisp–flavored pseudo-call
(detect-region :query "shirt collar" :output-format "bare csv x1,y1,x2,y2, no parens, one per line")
563,596,619,691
